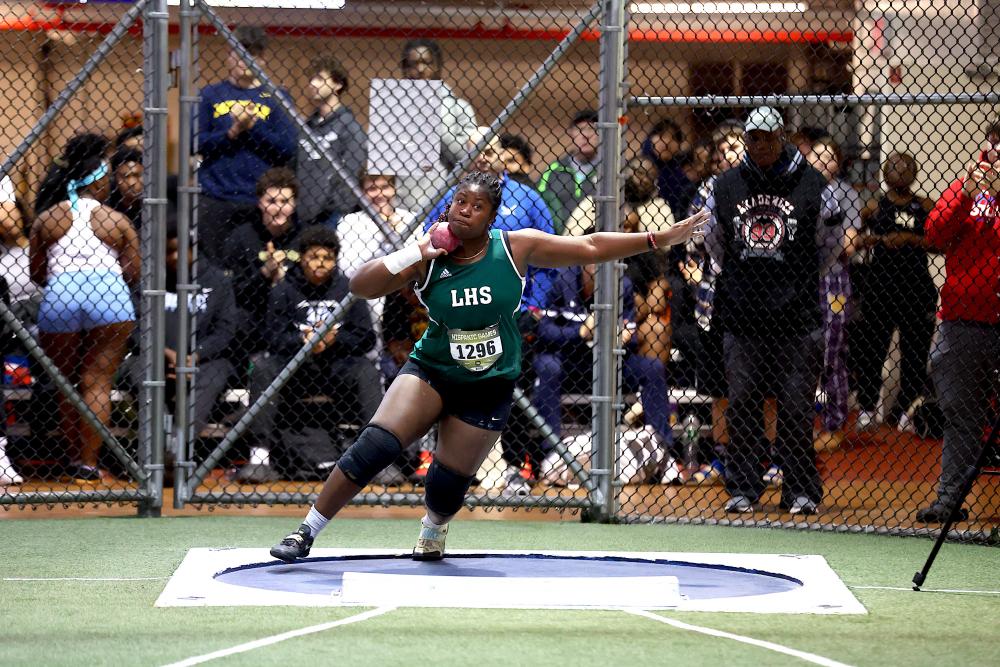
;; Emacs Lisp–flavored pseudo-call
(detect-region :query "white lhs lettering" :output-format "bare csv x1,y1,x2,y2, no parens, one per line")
450,286,492,307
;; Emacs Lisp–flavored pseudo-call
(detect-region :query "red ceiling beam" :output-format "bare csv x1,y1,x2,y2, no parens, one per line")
1,16,854,45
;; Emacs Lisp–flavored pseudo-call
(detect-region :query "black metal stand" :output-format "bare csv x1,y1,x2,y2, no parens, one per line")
912,410,1000,590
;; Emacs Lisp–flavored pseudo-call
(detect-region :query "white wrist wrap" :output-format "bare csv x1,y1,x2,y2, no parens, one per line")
383,243,423,275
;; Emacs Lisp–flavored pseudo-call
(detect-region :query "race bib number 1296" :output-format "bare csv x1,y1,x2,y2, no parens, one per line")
448,323,503,372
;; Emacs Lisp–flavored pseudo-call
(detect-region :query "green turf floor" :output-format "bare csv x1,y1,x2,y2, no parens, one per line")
1,516,998,666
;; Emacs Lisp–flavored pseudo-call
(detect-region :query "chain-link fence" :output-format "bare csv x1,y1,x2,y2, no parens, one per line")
0,1,996,542
0,0,162,510
617,0,1000,542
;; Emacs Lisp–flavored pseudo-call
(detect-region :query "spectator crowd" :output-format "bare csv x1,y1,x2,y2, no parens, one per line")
1,27,998,525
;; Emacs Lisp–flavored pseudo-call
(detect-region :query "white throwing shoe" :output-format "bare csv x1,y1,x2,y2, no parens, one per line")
412,517,448,561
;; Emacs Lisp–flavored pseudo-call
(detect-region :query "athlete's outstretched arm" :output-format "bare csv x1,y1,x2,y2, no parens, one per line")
510,209,708,270
349,233,445,299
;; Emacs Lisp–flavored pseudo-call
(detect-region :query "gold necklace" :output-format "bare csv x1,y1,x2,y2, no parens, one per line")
451,242,489,261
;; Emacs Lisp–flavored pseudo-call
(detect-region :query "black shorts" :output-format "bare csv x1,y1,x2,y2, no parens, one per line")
399,359,516,432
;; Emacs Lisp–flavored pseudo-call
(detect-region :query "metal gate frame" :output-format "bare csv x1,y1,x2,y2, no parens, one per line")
172,0,626,518
0,0,168,513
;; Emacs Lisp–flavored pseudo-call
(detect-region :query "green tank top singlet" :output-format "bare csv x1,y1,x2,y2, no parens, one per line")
411,228,525,382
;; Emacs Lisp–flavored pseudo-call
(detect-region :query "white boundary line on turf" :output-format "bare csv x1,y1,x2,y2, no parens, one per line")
159,606,395,667
851,585,1000,595
625,609,855,667
4,577,169,582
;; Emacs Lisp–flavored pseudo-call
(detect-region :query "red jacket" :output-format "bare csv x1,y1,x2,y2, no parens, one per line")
925,179,1000,324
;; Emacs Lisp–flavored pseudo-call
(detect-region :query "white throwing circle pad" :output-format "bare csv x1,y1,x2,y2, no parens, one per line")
339,572,681,609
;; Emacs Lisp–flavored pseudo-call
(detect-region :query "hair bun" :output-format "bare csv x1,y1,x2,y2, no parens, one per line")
62,133,110,178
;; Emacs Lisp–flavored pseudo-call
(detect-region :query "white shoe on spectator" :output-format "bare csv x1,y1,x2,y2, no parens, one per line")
856,410,877,431
539,451,561,482
725,495,754,513
0,451,23,486
660,457,683,485
897,413,915,434
501,466,531,498
789,496,818,515
762,464,783,487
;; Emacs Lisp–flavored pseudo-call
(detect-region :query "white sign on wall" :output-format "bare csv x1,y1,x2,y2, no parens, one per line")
367,78,443,178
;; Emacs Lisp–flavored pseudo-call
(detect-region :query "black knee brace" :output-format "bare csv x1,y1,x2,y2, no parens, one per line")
424,460,474,520
336,424,402,486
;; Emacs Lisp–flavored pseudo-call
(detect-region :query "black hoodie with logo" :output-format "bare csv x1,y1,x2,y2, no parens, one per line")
709,145,841,338
264,264,375,364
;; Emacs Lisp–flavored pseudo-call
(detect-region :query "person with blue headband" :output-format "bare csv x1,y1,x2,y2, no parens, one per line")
30,133,140,483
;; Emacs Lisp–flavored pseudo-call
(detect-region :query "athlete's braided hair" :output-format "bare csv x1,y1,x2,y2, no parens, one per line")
434,171,503,225
462,171,503,210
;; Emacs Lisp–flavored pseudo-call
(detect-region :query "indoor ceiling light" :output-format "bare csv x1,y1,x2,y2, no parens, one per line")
630,2,807,12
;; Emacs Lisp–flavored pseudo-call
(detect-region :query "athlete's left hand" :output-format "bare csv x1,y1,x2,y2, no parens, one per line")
657,209,709,247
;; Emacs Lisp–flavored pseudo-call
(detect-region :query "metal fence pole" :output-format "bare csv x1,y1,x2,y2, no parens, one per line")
588,0,627,523
189,488,594,511
0,490,146,507
138,0,170,516
172,0,199,506
183,3,606,500
0,0,150,184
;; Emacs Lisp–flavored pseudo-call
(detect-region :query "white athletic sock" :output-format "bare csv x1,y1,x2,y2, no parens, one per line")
422,513,448,529
303,506,330,537
249,446,270,466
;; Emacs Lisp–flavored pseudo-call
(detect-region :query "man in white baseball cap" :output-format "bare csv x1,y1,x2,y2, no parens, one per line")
744,105,785,133
702,105,850,517
743,106,786,171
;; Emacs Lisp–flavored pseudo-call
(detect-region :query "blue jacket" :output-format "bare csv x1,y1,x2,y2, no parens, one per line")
423,174,557,310
197,81,297,203
536,265,634,354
